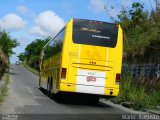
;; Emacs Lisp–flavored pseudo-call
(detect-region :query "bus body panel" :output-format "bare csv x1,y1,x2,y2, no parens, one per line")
40,19,123,97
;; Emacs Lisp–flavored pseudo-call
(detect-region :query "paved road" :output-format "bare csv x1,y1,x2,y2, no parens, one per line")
0,64,130,120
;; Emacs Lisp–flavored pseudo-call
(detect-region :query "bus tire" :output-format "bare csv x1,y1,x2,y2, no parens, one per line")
47,77,52,97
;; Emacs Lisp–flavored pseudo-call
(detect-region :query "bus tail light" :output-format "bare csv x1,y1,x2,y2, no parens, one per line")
116,74,120,83
61,68,67,79
115,24,119,29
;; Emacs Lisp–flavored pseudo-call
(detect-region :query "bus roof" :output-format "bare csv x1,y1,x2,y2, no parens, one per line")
72,18,118,25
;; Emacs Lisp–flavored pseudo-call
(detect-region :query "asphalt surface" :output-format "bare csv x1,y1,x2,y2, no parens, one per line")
0,64,131,120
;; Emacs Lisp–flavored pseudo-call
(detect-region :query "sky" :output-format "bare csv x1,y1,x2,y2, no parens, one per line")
0,0,156,63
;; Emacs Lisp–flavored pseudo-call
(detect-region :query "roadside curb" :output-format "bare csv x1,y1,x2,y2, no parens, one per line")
148,110,160,115
100,99,150,114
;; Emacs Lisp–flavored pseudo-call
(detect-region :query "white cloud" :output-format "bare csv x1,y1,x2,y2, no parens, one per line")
0,13,26,31
17,6,29,14
16,5,35,17
89,0,105,13
30,26,48,37
30,10,65,37
88,0,134,20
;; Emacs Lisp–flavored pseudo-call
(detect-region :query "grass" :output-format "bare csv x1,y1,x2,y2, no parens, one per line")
111,75,160,111
21,62,39,76
21,53,60,76
0,73,9,102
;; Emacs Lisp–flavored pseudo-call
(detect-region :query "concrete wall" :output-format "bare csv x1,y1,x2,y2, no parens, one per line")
122,63,160,80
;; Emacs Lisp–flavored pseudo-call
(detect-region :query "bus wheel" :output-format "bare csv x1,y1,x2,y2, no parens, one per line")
47,77,52,97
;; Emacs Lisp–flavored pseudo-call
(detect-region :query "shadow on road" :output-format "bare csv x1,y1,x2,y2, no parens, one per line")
38,87,113,108
10,67,15,70
9,72,21,76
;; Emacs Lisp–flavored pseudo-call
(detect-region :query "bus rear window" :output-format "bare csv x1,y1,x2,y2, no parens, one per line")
73,19,118,48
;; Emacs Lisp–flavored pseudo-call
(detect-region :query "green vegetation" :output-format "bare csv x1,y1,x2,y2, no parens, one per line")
0,48,6,78
18,38,50,70
107,2,160,111
0,73,9,102
112,75,160,110
0,31,19,79
0,31,19,57
117,2,160,60
18,37,62,71
21,62,39,76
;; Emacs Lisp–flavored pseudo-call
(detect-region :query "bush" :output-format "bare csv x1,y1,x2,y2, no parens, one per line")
112,74,160,110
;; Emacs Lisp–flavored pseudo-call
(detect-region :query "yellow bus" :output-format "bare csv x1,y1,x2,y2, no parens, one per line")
39,18,123,102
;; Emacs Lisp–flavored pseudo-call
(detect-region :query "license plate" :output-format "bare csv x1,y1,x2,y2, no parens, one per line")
86,76,96,82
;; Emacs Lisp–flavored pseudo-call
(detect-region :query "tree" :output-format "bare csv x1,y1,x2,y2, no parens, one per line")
17,53,26,61
117,3,160,59
18,37,50,70
105,2,160,63
0,31,19,77
0,31,19,57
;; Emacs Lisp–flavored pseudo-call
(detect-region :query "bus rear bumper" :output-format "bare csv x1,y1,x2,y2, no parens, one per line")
59,83,119,96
